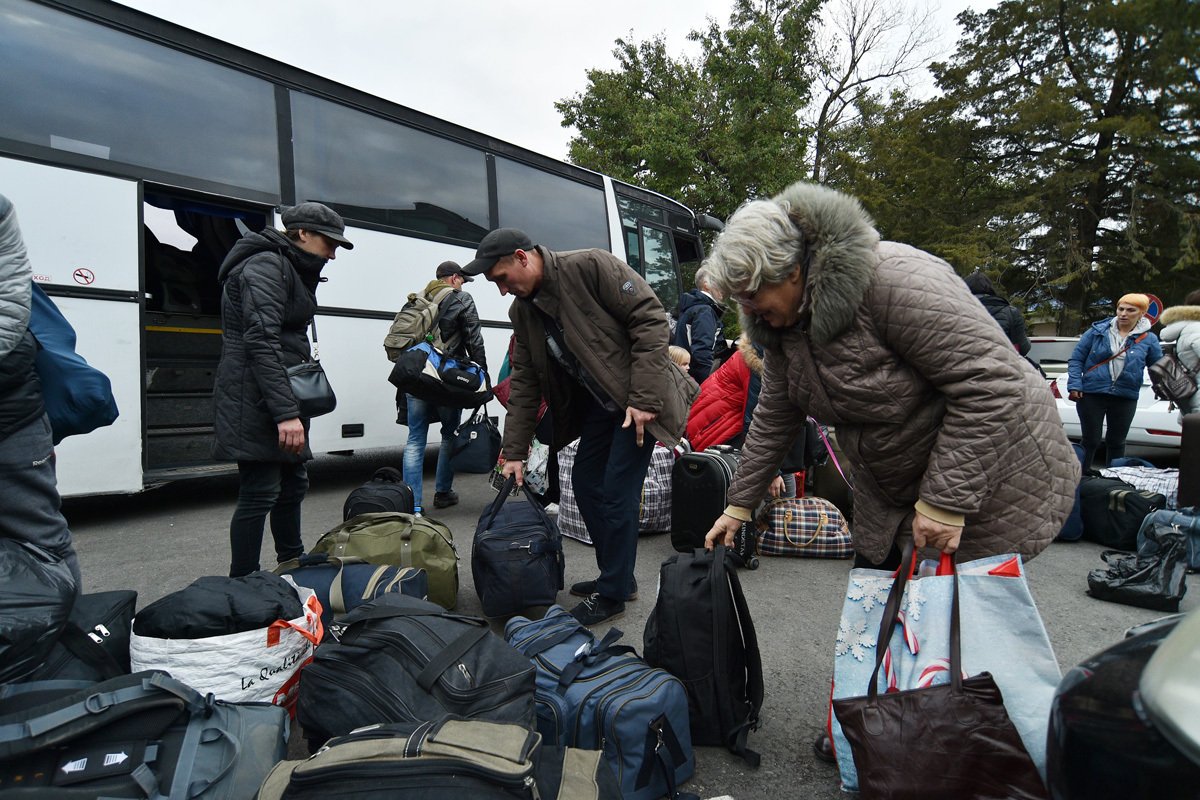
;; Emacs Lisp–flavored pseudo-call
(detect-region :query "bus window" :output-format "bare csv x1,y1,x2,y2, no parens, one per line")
639,224,680,314
0,1,279,197
674,234,703,294
291,93,490,243
616,193,668,272
495,158,608,251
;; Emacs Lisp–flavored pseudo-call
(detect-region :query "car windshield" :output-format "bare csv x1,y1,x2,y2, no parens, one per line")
1029,340,1077,366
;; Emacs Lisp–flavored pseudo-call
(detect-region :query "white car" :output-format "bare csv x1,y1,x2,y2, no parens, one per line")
1050,373,1182,452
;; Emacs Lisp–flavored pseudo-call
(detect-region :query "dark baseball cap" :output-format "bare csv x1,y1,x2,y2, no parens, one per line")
281,202,355,250
435,260,473,282
463,228,533,275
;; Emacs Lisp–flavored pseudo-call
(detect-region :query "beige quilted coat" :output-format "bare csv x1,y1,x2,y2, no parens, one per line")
725,184,1078,564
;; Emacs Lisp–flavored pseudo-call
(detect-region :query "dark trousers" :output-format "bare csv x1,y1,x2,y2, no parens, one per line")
571,399,655,601
229,460,309,577
1076,392,1139,469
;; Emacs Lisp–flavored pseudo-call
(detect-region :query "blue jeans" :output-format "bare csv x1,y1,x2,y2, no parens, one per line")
403,395,461,509
0,413,81,589
228,460,308,577
1076,392,1138,469
571,398,655,602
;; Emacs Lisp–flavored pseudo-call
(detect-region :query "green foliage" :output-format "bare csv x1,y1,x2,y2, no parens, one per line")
560,0,1200,334
555,0,821,220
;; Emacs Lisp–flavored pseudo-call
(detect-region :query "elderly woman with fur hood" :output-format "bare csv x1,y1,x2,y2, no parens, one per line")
1158,289,1200,423
702,182,1078,566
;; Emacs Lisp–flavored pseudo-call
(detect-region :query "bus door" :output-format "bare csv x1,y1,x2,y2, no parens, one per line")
141,189,268,483
0,156,143,496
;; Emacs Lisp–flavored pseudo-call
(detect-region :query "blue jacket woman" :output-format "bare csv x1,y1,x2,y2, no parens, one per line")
1067,293,1163,468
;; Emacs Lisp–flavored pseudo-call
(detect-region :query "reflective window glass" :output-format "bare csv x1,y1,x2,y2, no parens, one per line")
291,93,490,242
496,158,608,251
0,1,279,195
640,226,679,312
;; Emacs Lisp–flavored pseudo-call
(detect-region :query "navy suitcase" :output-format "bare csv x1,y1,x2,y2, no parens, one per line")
505,606,696,800
275,553,428,629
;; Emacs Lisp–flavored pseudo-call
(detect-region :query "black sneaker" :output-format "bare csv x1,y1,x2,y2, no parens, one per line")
569,593,625,626
433,491,459,509
570,578,638,601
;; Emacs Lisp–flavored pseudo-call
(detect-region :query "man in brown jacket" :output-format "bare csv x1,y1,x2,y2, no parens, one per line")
464,228,696,625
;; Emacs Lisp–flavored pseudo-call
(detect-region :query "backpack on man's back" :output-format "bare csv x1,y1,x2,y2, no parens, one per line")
382,285,455,362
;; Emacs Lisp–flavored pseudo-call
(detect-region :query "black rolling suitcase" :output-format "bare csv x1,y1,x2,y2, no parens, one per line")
1181,412,1200,508
671,445,758,567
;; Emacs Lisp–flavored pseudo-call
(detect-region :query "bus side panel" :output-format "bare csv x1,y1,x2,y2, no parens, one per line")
306,313,406,454
0,157,140,291
50,296,144,496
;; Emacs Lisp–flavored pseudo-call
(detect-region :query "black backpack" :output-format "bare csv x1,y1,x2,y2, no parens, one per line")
1147,343,1198,406
343,467,415,519
472,475,565,617
1079,476,1167,551
643,546,763,766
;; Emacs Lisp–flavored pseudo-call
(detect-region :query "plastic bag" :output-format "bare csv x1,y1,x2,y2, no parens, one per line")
1087,522,1189,612
130,576,323,713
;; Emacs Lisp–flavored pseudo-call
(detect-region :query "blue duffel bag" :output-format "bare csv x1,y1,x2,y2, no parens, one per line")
275,553,428,629
505,605,697,800
1137,507,1200,572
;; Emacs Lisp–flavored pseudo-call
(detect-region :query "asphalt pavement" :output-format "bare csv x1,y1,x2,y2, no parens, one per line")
63,446,1198,800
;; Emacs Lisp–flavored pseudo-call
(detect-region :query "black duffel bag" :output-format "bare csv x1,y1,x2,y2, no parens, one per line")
297,594,536,752
132,572,302,638
1079,475,1166,550
472,474,564,618
24,590,136,682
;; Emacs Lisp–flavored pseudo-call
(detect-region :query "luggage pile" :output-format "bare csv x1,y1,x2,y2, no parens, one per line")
558,439,676,542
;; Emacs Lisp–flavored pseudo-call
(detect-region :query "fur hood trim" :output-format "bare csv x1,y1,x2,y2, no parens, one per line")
1160,305,1200,326
736,334,764,376
740,182,880,348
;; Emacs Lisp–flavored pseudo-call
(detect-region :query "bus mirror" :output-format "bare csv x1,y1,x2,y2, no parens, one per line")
696,213,725,232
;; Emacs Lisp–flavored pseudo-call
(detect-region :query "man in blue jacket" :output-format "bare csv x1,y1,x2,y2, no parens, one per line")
673,267,728,383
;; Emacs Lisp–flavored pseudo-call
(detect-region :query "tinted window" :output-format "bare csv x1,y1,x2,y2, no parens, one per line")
0,2,279,195
496,158,608,251
292,93,489,242
641,225,679,312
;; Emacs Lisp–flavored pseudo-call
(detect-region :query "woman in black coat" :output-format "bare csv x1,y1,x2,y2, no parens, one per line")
213,203,353,577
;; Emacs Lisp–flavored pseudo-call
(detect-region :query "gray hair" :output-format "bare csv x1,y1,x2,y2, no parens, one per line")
693,266,711,289
703,199,804,298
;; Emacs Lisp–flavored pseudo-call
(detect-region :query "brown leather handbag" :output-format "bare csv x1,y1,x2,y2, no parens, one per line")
832,543,1048,800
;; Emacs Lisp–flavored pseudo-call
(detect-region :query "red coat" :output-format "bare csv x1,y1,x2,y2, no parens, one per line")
686,346,753,451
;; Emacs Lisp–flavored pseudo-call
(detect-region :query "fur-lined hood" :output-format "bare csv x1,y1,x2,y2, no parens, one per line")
736,334,764,376
739,182,880,349
1160,305,1200,327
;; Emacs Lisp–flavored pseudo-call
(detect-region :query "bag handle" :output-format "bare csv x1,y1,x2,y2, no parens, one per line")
867,542,962,700
813,420,851,489
779,503,827,549
480,472,554,531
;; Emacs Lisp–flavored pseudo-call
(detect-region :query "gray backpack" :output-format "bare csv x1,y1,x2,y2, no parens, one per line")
0,671,287,798
383,285,456,362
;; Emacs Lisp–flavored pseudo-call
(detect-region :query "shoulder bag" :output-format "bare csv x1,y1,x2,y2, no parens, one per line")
287,318,337,418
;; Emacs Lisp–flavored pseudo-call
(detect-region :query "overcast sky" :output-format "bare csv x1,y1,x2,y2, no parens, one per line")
115,0,991,162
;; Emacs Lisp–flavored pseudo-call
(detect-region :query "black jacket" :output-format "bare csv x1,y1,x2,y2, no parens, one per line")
0,331,42,439
212,229,326,463
423,279,486,370
673,288,725,382
975,292,1031,356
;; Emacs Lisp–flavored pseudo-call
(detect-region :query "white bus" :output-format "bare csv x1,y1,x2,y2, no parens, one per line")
0,0,718,497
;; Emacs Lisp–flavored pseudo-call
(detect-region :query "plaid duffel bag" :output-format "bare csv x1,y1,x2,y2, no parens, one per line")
759,497,852,558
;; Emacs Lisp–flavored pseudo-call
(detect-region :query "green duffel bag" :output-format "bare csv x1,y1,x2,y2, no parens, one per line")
311,512,459,609
256,716,621,800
